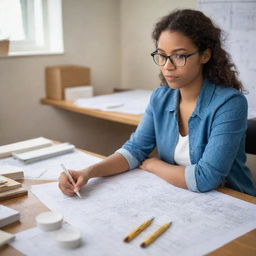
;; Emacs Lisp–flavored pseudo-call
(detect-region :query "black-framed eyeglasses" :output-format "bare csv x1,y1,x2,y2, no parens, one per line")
150,50,198,67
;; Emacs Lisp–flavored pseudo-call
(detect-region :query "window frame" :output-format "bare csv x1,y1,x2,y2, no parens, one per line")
7,0,64,56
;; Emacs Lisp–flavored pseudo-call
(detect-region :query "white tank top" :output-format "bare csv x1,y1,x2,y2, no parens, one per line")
174,133,191,166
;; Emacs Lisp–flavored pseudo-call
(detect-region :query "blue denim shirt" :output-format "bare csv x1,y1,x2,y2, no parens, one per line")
116,80,256,196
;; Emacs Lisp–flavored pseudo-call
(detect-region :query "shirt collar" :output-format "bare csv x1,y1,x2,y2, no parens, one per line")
164,88,179,112
192,79,216,119
165,79,216,119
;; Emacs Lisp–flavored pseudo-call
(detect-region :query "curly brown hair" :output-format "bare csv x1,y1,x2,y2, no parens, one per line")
152,9,243,91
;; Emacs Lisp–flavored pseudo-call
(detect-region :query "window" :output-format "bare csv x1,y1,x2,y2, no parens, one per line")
0,0,64,56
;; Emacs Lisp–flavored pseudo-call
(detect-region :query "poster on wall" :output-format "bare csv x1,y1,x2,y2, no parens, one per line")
198,0,256,119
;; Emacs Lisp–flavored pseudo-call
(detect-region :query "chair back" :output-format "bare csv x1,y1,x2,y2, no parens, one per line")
245,120,256,154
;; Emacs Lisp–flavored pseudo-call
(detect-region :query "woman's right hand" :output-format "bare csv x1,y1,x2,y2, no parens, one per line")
58,169,91,196
58,153,129,196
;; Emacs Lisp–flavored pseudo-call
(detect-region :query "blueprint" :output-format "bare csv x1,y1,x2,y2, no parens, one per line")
11,169,256,256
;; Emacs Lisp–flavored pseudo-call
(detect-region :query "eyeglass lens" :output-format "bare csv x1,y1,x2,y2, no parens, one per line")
153,54,186,67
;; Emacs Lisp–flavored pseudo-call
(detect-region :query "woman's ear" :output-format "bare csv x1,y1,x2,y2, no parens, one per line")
200,48,211,64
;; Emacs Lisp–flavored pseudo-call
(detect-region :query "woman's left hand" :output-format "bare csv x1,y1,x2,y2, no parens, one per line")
139,157,187,189
139,157,160,172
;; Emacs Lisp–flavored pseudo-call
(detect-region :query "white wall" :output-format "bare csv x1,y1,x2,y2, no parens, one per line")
0,0,198,156
120,0,196,90
0,0,128,156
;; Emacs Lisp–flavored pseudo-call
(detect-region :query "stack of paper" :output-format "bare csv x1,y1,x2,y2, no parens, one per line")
12,143,75,163
0,165,24,180
0,137,53,158
0,205,20,228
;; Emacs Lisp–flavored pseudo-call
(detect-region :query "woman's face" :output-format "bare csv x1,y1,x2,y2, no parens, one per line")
157,30,205,90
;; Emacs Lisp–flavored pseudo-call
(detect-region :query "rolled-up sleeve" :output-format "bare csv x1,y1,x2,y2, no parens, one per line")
185,164,200,192
115,91,157,170
115,148,140,169
188,94,248,192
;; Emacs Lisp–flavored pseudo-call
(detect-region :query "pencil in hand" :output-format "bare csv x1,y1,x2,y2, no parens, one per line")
61,163,82,198
140,221,172,248
124,217,154,242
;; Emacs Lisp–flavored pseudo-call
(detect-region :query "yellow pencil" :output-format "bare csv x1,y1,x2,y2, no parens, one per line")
124,217,154,242
140,221,172,248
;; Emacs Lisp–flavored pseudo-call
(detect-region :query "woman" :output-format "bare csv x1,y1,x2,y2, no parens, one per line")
59,9,255,196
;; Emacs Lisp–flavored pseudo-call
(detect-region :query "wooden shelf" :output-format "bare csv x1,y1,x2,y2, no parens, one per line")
41,98,142,126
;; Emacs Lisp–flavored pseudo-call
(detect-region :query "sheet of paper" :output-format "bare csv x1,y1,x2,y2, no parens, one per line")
0,150,101,180
11,169,256,256
75,89,152,114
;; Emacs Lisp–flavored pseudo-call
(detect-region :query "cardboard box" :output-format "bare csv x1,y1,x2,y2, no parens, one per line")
45,65,91,100
0,40,9,56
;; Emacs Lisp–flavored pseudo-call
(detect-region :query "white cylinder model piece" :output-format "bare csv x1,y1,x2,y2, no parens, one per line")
54,226,81,249
36,211,63,231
